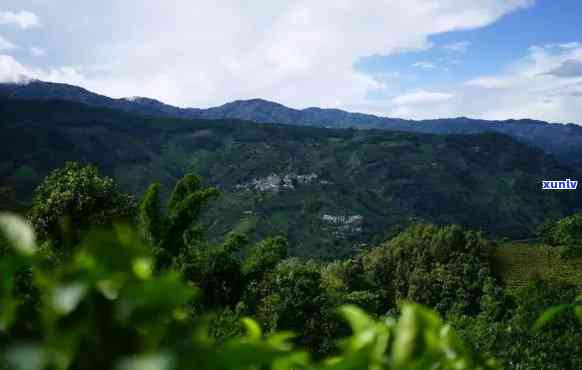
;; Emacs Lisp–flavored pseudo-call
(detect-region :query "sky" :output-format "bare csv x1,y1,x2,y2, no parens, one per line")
1,0,582,123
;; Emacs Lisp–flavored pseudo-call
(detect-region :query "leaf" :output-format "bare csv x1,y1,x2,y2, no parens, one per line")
5,345,47,370
0,213,37,256
0,256,26,332
533,304,572,331
272,351,310,370
439,324,466,360
391,303,441,367
219,342,289,369
52,282,88,315
97,279,121,300
0,291,18,332
117,352,174,370
114,223,137,246
241,317,262,339
337,305,375,334
266,331,296,349
132,257,153,280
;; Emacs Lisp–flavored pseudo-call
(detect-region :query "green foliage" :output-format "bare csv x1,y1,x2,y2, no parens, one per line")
454,280,582,370
536,213,582,258
0,214,37,333
242,236,288,282
137,174,219,267
0,213,497,370
3,97,582,259
137,176,240,309
321,257,381,314
539,213,582,246
28,162,136,250
177,233,247,310
251,258,330,353
138,183,163,245
363,224,495,316
491,241,582,292
6,165,582,369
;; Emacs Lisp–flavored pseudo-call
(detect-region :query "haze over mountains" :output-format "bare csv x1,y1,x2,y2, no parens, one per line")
1,80,582,168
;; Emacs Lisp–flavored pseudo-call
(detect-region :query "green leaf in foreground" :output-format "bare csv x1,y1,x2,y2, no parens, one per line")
0,213,37,256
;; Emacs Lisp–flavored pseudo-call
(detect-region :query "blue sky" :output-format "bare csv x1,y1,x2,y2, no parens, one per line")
1,0,582,123
355,0,582,96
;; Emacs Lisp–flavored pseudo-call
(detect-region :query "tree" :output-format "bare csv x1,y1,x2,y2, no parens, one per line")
242,236,288,282
539,213,582,246
28,162,136,251
254,258,330,353
321,257,382,314
454,279,582,370
138,183,163,245
178,232,247,310
137,175,241,310
362,224,497,316
0,214,498,370
538,213,582,257
137,174,219,267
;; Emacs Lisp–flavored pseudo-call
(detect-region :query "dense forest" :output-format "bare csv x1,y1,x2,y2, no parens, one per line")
2,97,582,259
1,163,581,369
3,81,582,169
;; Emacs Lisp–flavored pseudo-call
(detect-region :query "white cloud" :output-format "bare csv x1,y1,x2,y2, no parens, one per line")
0,36,16,51
544,42,581,50
0,11,40,29
0,0,533,110
445,44,582,123
412,61,439,69
412,61,449,72
544,59,582,78
0,53,88,85
443,41,471,52
464,76,512,88
29,47,45,57
392,90,454,105
378,40,582,122
0,54,29,83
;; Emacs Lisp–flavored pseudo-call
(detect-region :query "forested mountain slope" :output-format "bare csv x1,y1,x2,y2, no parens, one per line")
1,97,581,258
2,80,582,168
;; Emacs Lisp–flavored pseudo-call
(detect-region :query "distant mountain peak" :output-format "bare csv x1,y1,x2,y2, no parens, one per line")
234,98,277,104
1,79,582,160
122,96,165,105
122,96,142,102
223,98,290,108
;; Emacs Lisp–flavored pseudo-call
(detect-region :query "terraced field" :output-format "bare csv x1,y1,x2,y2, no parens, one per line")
492,243,582,293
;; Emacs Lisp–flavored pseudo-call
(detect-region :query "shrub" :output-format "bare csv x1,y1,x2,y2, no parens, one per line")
0,214,498,370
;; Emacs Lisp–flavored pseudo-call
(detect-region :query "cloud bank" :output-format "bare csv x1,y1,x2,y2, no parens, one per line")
393,90,454,105
389,43,582,122
0,1,533,112
0,54,28,83
545,59,582,78
7,1,581,124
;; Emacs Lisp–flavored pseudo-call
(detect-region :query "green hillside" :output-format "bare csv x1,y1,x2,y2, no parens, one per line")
1,97,582,258
492,243,582,292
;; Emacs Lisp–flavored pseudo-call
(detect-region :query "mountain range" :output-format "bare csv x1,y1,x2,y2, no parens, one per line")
1,80,582,168
1,95,581,258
